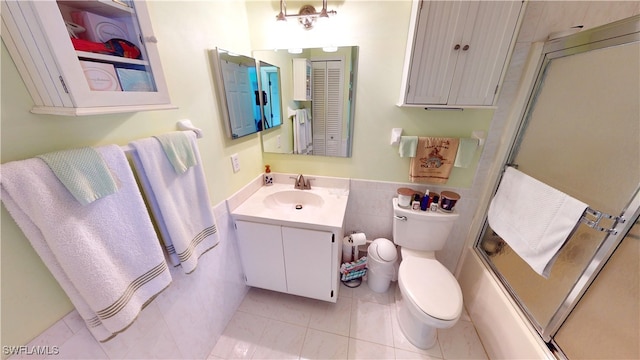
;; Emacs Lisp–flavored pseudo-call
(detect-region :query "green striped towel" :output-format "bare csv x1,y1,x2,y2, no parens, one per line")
37,147,119,205
153,132,197,174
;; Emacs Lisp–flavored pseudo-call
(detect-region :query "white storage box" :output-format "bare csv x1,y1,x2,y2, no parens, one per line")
71,11,134,44
79,61,122,91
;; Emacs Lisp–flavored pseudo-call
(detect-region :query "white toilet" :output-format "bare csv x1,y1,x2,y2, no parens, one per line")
392,198,463,349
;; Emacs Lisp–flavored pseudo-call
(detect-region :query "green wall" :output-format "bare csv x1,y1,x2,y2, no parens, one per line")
1,0,493,349
1,1,259,349
246,1,493,188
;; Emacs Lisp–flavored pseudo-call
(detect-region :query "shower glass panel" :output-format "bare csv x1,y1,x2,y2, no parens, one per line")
477,17,640,343
554,219,639,359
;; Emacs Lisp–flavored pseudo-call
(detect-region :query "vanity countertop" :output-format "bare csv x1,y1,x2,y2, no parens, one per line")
231,179,350,230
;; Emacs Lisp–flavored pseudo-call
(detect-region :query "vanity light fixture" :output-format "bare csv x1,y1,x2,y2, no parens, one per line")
276,0,337,30
322,46,338,53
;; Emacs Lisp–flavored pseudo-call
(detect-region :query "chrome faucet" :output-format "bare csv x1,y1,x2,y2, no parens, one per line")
290,174,313,190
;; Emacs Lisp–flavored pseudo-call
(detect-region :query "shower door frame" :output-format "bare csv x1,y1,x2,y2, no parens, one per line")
473,14,640,345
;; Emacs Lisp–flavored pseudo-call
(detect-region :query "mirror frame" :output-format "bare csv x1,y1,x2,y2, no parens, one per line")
210,47,264,139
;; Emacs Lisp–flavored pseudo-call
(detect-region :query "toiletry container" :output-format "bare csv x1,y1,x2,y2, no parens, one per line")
366,238,397,293
397,188,415,208
264,165,273,186
392,198,462,349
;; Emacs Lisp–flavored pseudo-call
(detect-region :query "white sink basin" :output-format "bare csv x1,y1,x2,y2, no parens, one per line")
263,190,325,211
231,181,350,228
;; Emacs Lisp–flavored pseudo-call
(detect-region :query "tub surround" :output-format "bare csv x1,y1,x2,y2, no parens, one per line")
459,252,554,359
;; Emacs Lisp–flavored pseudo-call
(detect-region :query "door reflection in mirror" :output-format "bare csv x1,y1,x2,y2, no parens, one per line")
257,61,283,130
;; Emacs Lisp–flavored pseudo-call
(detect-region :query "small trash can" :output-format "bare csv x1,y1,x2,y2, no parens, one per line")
367,238,398,293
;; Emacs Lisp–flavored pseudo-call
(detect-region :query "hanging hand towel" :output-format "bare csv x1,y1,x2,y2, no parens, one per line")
37,147,119,205
398,136,418,158
304,108,313,151
487,167,588,278
410,137,460,184
130,131,219,274
0,145,172,342
153,132,197,174
453,138,479,168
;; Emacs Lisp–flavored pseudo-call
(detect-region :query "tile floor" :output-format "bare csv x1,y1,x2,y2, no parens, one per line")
209,280,488,359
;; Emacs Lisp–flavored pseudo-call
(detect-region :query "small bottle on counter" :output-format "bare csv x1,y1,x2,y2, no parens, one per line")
264,165,273,186
411,194,421,210
430,195,440,211
420,190,430,211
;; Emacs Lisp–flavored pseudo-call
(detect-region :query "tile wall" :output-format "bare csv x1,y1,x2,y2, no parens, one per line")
344,179,478,273
10,199,249,360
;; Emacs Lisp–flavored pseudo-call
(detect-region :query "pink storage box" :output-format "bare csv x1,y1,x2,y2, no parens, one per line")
71,11,135,44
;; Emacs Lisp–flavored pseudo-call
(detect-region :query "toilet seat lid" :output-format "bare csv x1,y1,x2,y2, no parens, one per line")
399,258,462,321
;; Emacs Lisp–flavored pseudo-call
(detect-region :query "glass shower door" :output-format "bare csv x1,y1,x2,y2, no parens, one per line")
477,16,639,346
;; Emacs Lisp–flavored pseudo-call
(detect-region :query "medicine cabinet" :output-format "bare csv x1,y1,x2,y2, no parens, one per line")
399,0,523,107
1,0,174,115
210,48,283,139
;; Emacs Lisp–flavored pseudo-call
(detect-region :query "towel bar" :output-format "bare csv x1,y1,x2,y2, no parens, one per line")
580,207,625,235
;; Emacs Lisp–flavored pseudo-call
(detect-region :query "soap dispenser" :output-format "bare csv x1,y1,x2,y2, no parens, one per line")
264,165,273,186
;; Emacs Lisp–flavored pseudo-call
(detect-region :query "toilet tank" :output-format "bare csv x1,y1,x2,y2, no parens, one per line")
392,198,459,251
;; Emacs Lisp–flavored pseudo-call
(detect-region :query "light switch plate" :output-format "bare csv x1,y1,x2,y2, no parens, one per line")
230,153,240,173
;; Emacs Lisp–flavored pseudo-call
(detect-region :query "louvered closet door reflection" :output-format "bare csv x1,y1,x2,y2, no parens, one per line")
312,60,344,156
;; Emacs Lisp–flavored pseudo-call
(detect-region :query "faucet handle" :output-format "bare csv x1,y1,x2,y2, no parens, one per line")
303,177,315,189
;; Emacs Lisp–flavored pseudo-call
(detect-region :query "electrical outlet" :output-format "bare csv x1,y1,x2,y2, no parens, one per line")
230,153,240,173
277,135,281,148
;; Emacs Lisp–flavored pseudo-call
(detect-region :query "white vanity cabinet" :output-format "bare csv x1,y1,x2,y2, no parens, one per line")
292,58,312,101
1,0,174,116
234,221,288,293
399,0,523,107
235,220,338,302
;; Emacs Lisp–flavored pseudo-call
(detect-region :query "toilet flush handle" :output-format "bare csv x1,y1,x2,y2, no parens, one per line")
394,215,407,221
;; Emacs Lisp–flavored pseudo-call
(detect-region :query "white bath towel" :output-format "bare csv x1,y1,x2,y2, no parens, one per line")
0,145,172,342
293,109,312,154
130,131,219,274
488,167,588,278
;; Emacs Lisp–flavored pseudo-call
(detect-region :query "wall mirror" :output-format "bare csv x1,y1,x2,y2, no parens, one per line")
254,46,359,157
210,48,263,139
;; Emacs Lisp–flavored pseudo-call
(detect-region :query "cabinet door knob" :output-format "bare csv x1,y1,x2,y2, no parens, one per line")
454,44,461,50
463,44,470,51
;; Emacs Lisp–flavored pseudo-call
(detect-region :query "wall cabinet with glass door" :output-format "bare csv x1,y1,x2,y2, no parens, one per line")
1,0,174,116
399,0,523,107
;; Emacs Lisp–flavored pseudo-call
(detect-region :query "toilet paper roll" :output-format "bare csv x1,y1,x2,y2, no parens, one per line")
349,232,367,246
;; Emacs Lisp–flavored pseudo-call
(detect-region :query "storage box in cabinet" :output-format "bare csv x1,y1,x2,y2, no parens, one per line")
71,11,136,45
79,61,122,91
